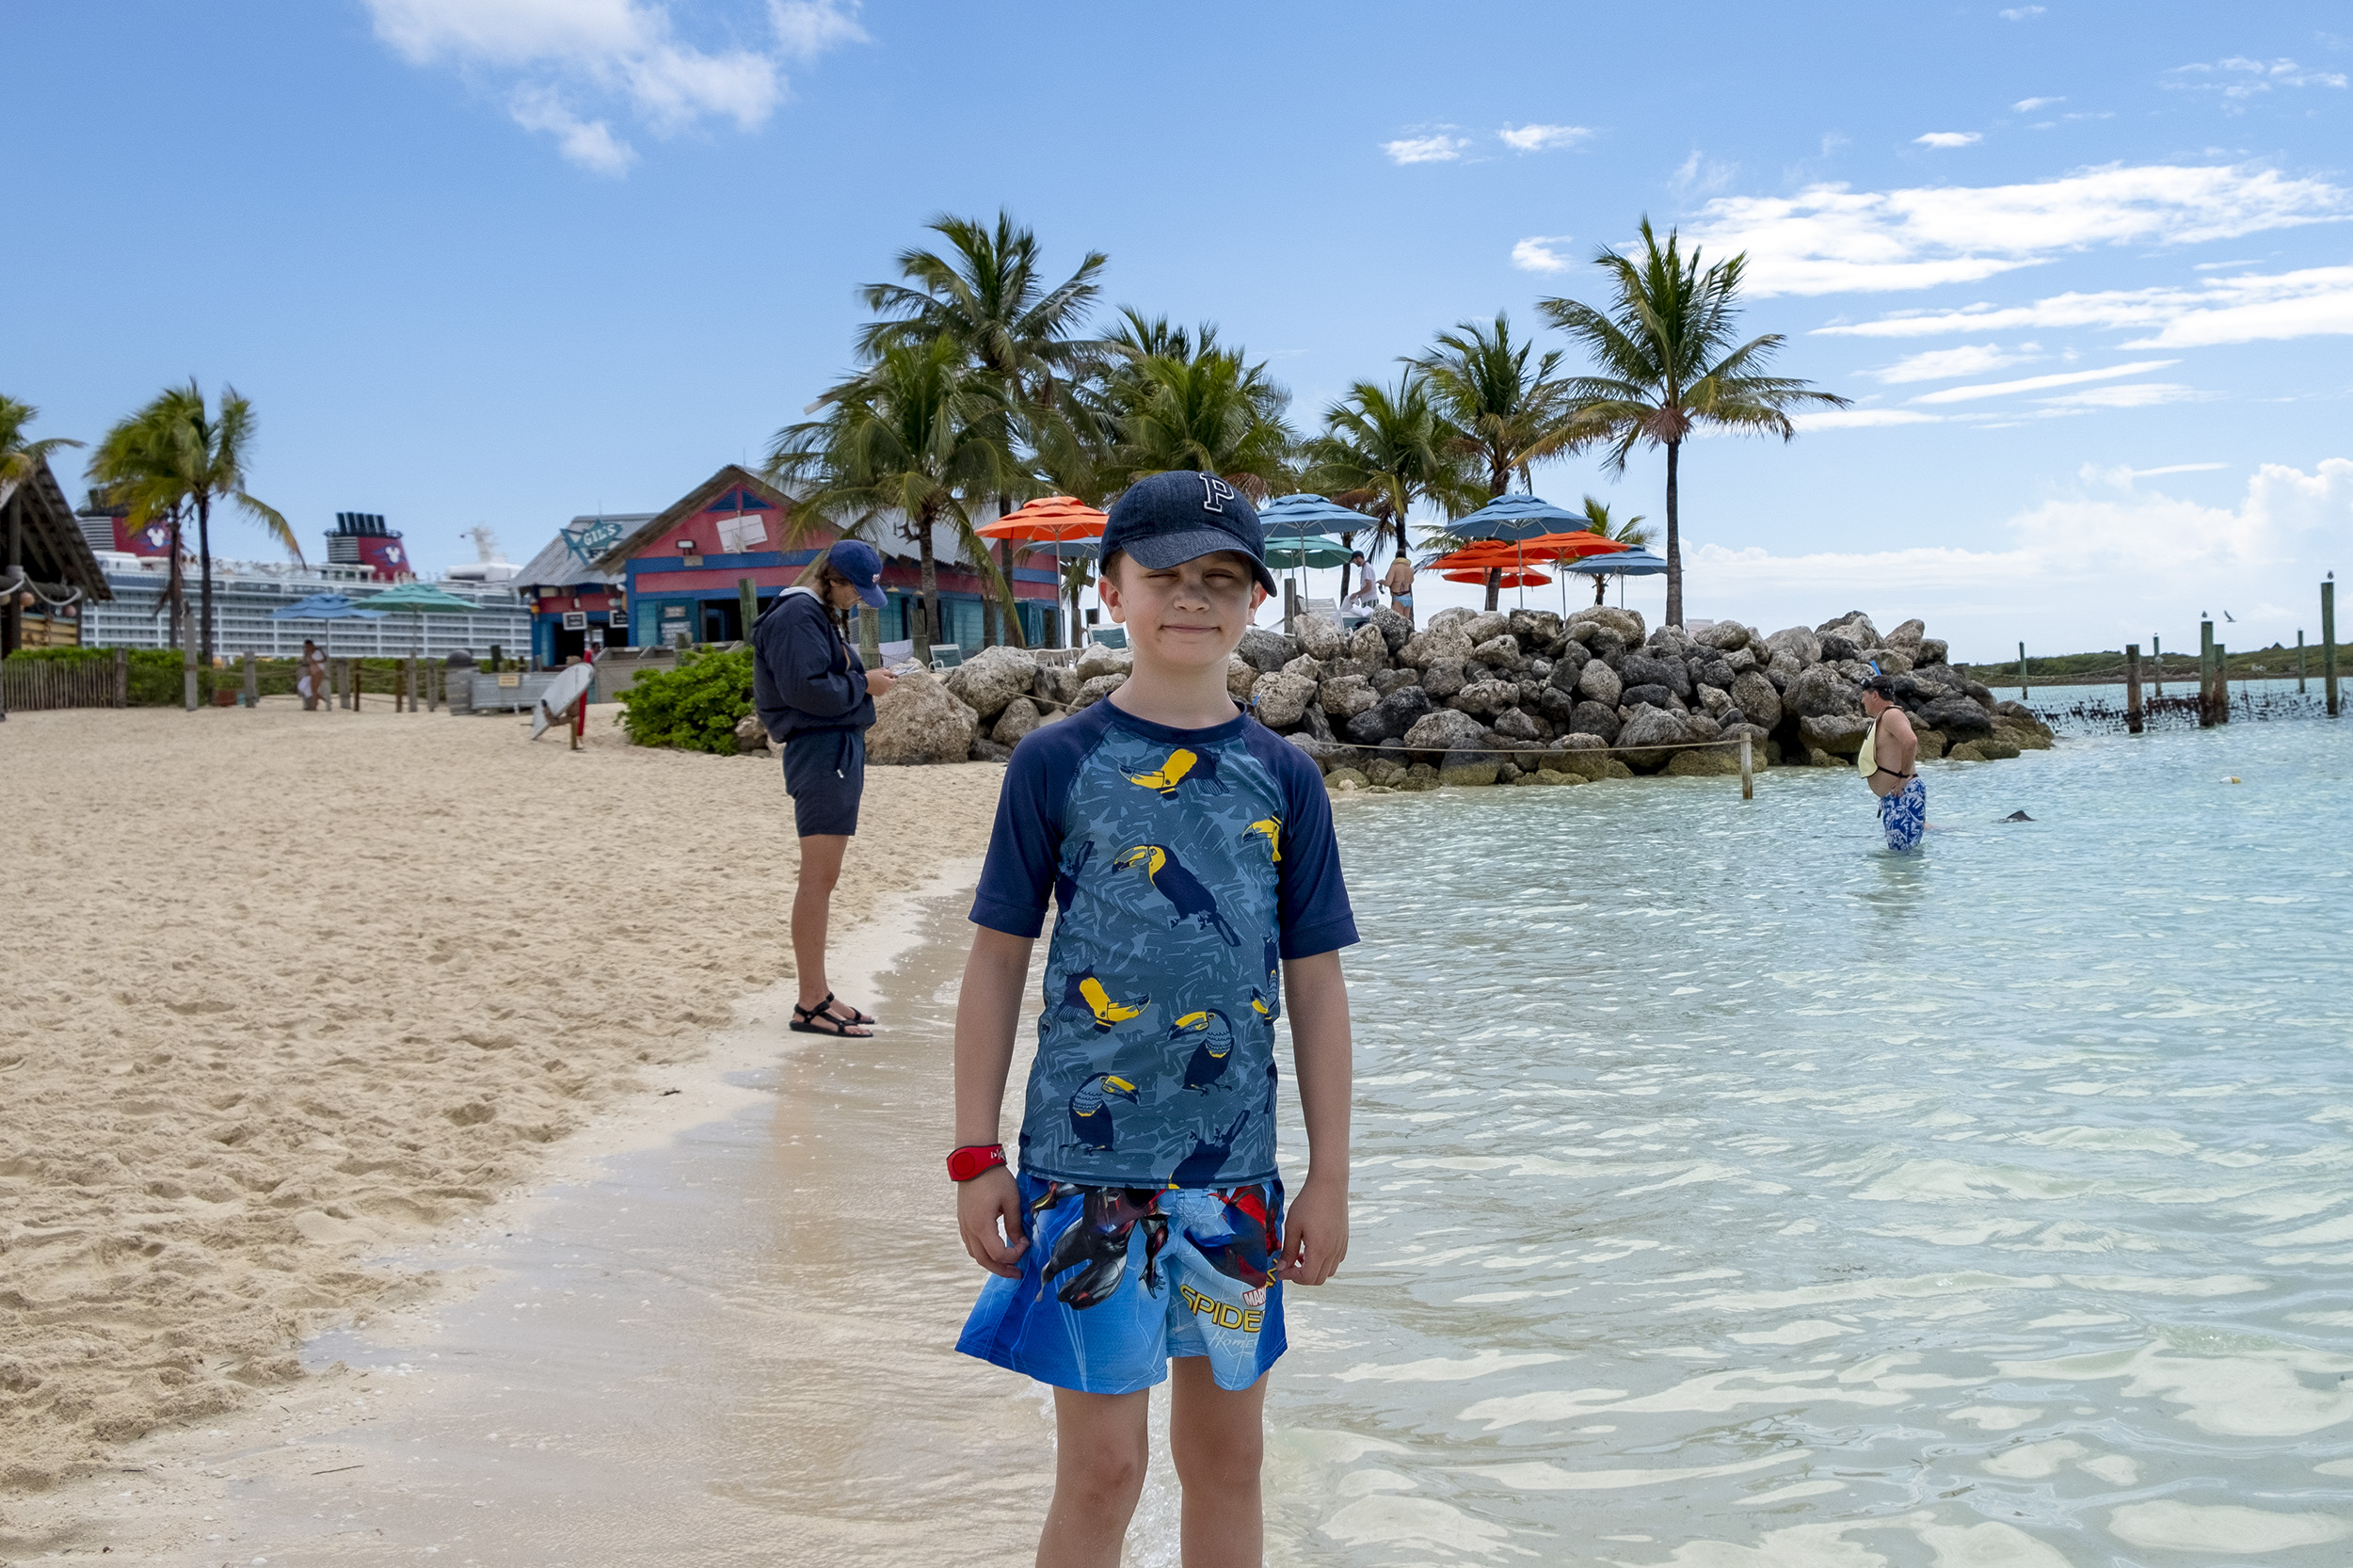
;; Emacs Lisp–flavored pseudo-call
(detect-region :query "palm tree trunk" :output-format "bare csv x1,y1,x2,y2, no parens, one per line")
916,522,938,654
1483,455,1508,613
998,540,1027,648
1663,440,1682,628
1594,573,1609,607
197,489,215,666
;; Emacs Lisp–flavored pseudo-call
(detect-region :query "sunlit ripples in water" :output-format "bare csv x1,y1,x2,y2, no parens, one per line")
1265,722,2353,1566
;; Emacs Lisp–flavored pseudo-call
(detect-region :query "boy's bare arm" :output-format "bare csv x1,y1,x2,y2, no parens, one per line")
954,927,1034,1278
1279,950,1353,1287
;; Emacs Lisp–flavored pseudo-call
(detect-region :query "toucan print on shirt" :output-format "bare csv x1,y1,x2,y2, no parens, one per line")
969,699,1357,1189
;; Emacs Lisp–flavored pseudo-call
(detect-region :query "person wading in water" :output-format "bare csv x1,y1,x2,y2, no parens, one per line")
1857,675,1925,853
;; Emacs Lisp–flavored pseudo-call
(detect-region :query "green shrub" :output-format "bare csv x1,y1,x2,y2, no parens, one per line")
616,647,755,753
5,648,433,704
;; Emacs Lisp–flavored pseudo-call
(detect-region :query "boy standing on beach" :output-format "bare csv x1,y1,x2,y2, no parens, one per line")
950,471,1357,1567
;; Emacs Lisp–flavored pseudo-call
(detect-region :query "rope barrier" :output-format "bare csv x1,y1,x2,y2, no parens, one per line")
0,569,87,610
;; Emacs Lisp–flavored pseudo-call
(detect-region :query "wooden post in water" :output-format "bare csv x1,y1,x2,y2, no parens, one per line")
2324,577,2339,717
2198,619,2214,727
2017,641,2028,697
2151,634,2163,698
2213,642,2228,724
1739,734,1753,800
2298,631,2308,693
2125,645,2143,733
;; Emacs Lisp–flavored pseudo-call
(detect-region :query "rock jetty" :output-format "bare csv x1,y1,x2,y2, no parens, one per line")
857,606,2055,790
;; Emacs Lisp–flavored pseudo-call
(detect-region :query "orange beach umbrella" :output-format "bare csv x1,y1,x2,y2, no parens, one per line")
1444,567,1551,587
977,495,1107,546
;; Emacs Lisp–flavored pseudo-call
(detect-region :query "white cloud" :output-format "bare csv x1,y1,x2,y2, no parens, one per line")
1791,408,1945,429
362,0,834,172
1814,264,2353,347
1384,134,1470,165
1500,123,1592,152
2166,57,2349,100
2036,381,2196,410
508,85,635,175
1914,132,1983,149
1999,6,2044,18
1684,459,2351,659
2012,96,2065,112
1671,151,1738,197
768,0,867,59
1911,360,2178,405
1511,235,1578,273
1869,344,2041,383
2132,462,2229,476
1689,163,2352,296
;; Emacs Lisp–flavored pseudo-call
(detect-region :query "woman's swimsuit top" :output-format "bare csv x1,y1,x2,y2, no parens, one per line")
1856,717,1916,781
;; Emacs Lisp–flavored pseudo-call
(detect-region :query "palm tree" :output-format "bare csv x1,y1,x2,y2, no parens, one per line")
844,211,1112,648
1576,495,1653,605
1409,312,1582,610
766,339,1022,654
86,381,294,665
1302,375,1476,568
1,396,84,488
1111,349,1296,499
1539,219,1849,626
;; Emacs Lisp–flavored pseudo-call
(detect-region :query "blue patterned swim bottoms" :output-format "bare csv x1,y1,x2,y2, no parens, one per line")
1880,776,1928,852
957,1175,1287,1395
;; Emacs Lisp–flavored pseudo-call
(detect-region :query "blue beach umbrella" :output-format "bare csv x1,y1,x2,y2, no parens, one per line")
271,593,387,658
1445,492,1585,543
1566,547,1668,609
1260,494,1379,603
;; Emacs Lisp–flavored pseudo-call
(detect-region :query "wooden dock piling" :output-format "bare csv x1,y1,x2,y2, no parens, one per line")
1739,735,1753,800
2325,578,2340,718
2198,620,2215,727
2125,644,2143,733
2151,634,2163,698
2017,641,2028,696
2213,642,2228,725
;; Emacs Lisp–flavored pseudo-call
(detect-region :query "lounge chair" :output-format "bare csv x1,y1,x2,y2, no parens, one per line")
1087,627,1129,649
931,643,964,669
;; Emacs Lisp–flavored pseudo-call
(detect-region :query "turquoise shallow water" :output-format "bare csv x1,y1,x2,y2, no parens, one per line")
1262,721,2353,1565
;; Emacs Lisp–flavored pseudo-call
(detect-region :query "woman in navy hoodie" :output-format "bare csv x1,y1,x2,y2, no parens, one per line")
752,539,896,1036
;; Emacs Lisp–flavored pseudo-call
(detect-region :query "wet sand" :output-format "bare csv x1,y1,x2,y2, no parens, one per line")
0,702,1002,1511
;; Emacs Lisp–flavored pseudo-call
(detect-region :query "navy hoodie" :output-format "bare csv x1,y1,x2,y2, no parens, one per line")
751,586,873,741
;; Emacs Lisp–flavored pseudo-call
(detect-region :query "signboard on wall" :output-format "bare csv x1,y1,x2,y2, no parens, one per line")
563,611,587,630
716,513,768,554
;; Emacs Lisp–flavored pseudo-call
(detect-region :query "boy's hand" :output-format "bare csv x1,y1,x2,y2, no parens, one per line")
1278,1172,1349,1286
957,1167,1029,1278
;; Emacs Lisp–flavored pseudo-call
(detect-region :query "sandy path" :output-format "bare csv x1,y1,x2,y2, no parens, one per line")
0,701,999,1495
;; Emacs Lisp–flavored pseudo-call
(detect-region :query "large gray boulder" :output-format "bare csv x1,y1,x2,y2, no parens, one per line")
1577,660,1623,707
1281,653,1326,682
867,668,980,764
1764,626,1822,667
940,645,1041,723
1469,633,1526,673
1403,707,1487,758
1549,638,1591,678
1319,673,1380,719
1695,683,1734,718
1371,666,1419,696
1427,605,1478,635
1396,625,1474,670
992,696,1057,746
1074,641,1134,681
1920,693,1993,737
1799,712,1871,757
1294,614,1349,660
1918,637,1949,666
1508,609,1564,650
1251,669,1319,729
1883,618,1926,656
1439,752,1502,788
1367,606,1414,654
1033,661,1080,708
1817,610,1882,647
1421,659,1468,700
1347,684,1432,744
734,713,770,753
1536,685,1580,726
1623,684,1677,711
1567,605,1645,644
1693,619,1753,652
1621,651,1690,696
1494,706,1547,742
1784,664,1860,718
1460,610,1510,646
1613,704,1689,771
1237,627,1296,672
1286,734,1366,773
1571,699,1621,743
1072,673,1128,710
1646,624,1698,660
1348,622,1391,669
1818,632,1863,664
1730,668,1783,729
1225,654,1259,702
1450,679,1518,719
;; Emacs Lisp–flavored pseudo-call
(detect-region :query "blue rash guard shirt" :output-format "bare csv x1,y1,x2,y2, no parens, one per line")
969,697,1358,1189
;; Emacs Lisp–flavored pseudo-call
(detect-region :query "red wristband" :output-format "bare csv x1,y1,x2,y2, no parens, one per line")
946,1144,1007,1182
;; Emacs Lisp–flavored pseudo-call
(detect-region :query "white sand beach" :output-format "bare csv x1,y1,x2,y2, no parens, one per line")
0,703,1000,1501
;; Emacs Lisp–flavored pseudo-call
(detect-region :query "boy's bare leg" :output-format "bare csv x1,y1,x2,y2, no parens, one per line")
1169,1359,1266,1568
1039,1387,1150,1568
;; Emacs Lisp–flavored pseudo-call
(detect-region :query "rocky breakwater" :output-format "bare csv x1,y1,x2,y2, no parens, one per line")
836,606,2055,791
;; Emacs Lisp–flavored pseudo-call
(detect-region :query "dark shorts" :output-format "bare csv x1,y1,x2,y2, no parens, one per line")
957,1175,1288,1395
781,727,865,838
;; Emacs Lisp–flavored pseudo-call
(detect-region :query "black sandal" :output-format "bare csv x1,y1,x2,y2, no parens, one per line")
791,1000,870,1036
821,991,876,1027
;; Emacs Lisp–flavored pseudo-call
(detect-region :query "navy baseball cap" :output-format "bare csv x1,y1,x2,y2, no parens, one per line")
828,538,888,610
1098,471,1277,595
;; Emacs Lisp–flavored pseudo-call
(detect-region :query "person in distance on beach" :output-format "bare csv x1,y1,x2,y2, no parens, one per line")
1383,547,1415,625
951,470,1358,1567
1858,674,1925,852
750,539,896,1037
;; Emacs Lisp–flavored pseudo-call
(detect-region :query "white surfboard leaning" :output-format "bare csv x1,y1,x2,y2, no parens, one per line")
531,661,597,740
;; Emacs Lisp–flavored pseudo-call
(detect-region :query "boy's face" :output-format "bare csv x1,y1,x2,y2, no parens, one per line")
1100,552,1267,672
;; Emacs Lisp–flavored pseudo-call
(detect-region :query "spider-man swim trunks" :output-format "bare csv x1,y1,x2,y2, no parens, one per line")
957,1174,1288,1394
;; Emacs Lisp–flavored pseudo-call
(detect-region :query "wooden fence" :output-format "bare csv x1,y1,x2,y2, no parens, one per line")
2,651,128,712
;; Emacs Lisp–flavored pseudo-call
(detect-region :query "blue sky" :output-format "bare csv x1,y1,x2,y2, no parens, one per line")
8,1,2349,660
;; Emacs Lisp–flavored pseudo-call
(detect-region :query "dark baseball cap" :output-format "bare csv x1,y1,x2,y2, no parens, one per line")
828,538,888,610
1098,471,1278,595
